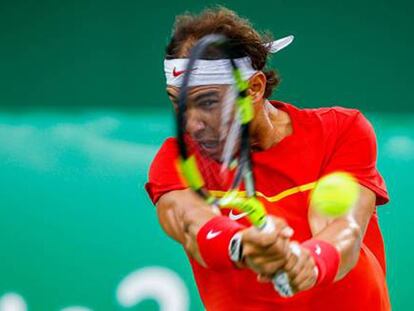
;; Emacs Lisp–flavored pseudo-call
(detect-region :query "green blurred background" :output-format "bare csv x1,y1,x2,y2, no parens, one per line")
0,0,413,310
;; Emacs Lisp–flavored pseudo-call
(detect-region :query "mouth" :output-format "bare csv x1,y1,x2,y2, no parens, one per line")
197,139,221,156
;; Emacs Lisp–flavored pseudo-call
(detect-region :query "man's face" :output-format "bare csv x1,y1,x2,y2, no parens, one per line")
166,84,234,160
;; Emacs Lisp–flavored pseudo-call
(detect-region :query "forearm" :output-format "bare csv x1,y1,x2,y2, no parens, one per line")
308,185,376,280
156,189,218,265
312,217,362,280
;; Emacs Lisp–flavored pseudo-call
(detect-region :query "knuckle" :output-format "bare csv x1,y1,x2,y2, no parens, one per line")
276,216,287,225
274,218,287,229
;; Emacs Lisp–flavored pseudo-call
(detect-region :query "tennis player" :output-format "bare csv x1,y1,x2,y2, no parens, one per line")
145,7,390,310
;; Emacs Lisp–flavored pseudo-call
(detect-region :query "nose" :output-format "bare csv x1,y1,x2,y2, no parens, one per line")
186,108,206,134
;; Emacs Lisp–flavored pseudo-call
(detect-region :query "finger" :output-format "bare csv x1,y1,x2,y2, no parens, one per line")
243,242,273,257
265,237,291,257
295,267,319,292
291,264,313,289
257,274,273,283
284,242,301,271
242,219,292,248
268,216,294,238
288,249,314,290
258,261,287,276
286,247,308,281
248,256,286,270
246,255,287,276
243,242,290,272
282,226,294,238
242,234,290,257
242,228,277,248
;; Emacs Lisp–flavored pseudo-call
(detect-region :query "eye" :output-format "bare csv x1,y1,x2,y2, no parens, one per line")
197,98,219,109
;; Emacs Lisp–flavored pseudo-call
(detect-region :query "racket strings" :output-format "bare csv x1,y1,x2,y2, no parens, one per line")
184,83,244,194
185,136,231,190
220,85,241,175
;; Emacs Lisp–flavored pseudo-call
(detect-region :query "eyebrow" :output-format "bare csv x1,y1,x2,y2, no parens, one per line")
166,89,220,103
193,91,219,103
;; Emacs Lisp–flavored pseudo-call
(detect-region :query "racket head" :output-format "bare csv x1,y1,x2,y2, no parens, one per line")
175,34,267,227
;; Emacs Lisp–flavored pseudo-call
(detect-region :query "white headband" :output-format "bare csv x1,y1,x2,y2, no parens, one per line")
164,35,294,87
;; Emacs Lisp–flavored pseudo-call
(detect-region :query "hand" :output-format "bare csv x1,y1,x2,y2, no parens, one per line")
241,216,294,276
282,242,318,293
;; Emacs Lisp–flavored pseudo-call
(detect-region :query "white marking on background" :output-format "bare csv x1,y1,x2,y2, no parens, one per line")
0,293,27,311
117,266,189,311
0,116,159,172
61,307,93,311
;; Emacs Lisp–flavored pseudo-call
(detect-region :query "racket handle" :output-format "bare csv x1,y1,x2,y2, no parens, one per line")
272,271,293,297
260,217,294,298
228,217,295,297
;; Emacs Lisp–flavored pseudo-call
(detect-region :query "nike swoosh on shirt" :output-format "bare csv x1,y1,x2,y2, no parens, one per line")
315,244,322,256
207,230,222,239
228,209,249,221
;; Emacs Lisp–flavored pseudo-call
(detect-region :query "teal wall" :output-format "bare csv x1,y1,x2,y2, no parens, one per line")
0,0,413,112
0,1,413,310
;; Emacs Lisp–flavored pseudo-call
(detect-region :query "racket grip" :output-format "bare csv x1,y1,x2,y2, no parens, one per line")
261,217,294,298
272,271,293,297
228,217,295,297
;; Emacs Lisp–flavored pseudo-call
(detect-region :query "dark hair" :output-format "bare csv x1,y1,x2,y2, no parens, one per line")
165,7,280,98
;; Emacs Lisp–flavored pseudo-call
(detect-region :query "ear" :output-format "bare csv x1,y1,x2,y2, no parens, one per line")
248,72,266,103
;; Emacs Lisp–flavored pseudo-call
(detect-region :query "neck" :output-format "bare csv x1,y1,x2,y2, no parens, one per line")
250,100,292,150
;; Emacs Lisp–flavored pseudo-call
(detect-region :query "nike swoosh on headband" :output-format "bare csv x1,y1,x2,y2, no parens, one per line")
172,67,198,77
164,35,294,87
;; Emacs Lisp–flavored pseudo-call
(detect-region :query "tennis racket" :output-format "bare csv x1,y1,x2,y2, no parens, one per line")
175,34,294,297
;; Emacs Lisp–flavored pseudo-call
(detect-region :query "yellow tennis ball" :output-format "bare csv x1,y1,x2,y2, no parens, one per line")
310,172,360,217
